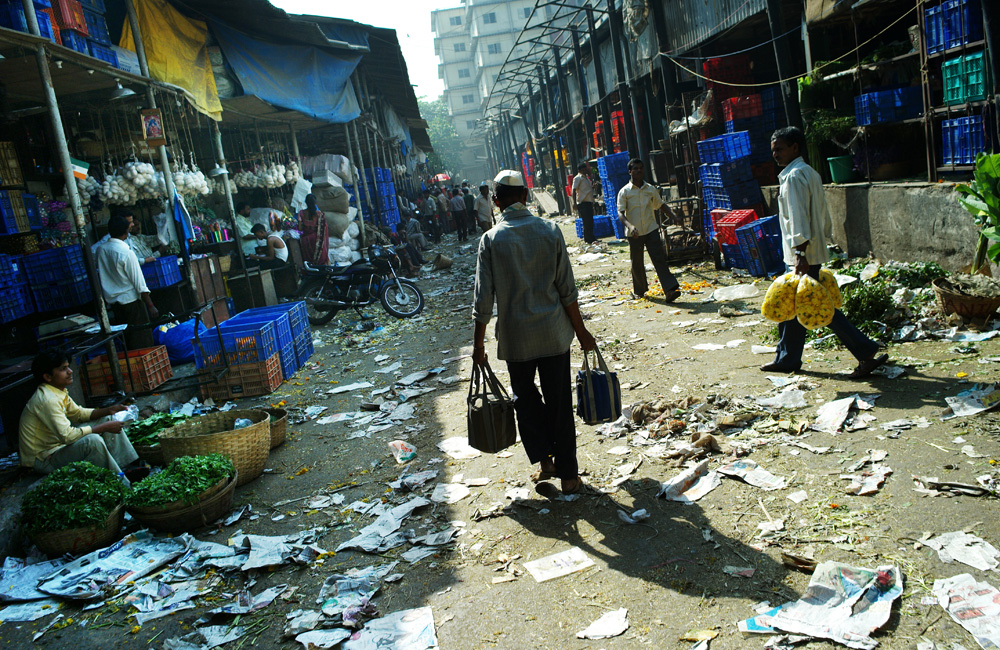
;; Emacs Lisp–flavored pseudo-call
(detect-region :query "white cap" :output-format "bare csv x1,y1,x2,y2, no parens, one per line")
493,170,525,187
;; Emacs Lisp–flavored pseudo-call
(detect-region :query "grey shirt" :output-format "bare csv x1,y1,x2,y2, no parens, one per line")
473,203,579,362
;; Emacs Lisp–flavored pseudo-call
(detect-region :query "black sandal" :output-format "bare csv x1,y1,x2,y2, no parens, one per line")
848,353,889,379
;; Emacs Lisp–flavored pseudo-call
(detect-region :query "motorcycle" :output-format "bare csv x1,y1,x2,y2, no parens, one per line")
299,244,425,326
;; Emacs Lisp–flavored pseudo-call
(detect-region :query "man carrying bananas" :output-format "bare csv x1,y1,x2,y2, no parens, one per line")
762,127,888,379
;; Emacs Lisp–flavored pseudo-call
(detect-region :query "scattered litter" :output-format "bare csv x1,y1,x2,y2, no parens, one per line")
0,557,65,602
328,382,374,395
757,388,809,410
693,342,726,351
576,607,628,639
724,566,756,578
712,284,760,301
718,460,787,490
523,547,595,582
843,464,892,495
295,629,352,649
913,476,990,498
942,383,1000,419
872,365,905,379
340,606,437,650
753,345,777,355
208,584,287,616
317,563,397,618
375,361,402,374
0,598,61,622
617,509,650,525
577,252,606,264
925,531,1000,571
932,574,1000,649
657,460,721,503
787,490,808,504
388,440,418,463
437,437,481,459
31,613,63,641
232,529,326,570
961,445,986,458
430,483,471,504
307,494,345,509
336,497,430,553
389,470,439,491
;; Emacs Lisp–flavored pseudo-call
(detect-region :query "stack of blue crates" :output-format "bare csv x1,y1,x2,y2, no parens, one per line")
23,245,92,312
227,307,297,380
195,319,278,370
574,215,616,240
356,168,399,229
0,2,57,44
735,216,784,278
941,114,989,165
697,131,762,259
141,255,182,289
596,151,630,239
0,253,32,324
854,86,923,125
926,0,983,54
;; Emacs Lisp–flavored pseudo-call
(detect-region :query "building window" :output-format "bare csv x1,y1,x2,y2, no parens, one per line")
458,68,470,78
466,120,477,130
522,7,532,19
453,42,466,52
483,12,496,24
462,94,475,104
487,43,502,55
449,16,461,26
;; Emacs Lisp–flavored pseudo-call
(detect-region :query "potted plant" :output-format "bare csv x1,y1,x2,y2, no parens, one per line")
935,152,1000,318
21,461,128,557
126,454,237,532
805,110,857,183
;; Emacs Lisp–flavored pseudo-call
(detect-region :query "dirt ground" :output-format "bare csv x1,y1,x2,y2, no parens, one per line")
3,214,999,650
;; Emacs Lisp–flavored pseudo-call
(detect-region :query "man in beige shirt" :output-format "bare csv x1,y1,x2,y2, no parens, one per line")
571,163,596,243
19,350,139,480
616,158,681,301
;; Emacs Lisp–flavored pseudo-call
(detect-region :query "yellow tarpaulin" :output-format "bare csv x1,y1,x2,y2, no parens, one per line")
119,0,222,120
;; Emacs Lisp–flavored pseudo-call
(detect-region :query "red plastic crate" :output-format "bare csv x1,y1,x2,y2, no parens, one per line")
51,0,87,35
85,345,172,397
722,95,763,121
703,55,752,85
709,208,730,240
716,209,758,246
201,352,282,401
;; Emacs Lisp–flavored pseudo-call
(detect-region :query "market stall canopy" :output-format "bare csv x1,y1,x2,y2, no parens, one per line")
209,21,362,125
119,0,222,120
805,0,900,25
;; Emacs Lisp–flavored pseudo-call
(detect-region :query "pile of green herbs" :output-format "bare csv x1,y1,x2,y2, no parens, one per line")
126,454,234,509
127,412,191,447
21,462,128,533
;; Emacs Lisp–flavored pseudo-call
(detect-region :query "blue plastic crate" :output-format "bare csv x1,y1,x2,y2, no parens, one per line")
141,255,182,289
942,115,987,165
23,245,86,284
703,187,731,211
277,341,297,380
81,7,109,44
31,275,91,312
0,3,55,42
22,194,41,229
228,309,293,350
59,28,88,53
87,39,118,66
294,335,314,366
79,0,106,12
699,159,753,188
697,132,752,164
0,282,34,323
726,180,763,209
596,151,631,178
925,4,943,54
196,320,279,368
0,191,19,234
760,86,782,115
720,242,748,270
943,0,982,50
0,254,24,287
855,87,922,125
725,117,766,137
736,216,784,278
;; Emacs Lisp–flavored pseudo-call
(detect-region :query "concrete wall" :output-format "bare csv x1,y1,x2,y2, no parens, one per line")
762,182,980,272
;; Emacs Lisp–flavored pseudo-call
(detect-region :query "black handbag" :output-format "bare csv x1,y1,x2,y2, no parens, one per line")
575,346,622,424
467,361,517,453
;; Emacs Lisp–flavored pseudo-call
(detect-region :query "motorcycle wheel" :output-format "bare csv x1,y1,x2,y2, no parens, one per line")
302,280,339,326
379,279,424,318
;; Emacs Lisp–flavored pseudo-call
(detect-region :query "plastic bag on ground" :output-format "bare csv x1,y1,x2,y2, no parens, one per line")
712,284,761,301
762,273,798,322
389,440,417,463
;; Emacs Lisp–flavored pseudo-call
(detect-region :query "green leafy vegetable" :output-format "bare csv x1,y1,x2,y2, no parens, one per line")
841,280,893,339
880,262,947,288
21,462,128,533
126,412,191,447
126,454,234,509
955,153,1000,268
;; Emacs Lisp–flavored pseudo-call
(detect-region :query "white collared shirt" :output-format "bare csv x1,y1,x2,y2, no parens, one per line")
96,237,149,305
616,181,664,236
777,157,832,266
572,173,594,203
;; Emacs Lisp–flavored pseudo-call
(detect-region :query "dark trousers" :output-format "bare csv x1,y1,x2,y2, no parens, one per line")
424,218,442,243
112,300,153,350
628,230,678,296
506,351,577,480
774,265,880,369
578,202,595,242
453,211,469,241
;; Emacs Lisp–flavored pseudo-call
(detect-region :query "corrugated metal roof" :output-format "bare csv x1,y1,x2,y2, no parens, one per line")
661,0,768,54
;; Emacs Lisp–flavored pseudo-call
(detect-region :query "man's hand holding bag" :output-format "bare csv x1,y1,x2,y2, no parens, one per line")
575,346,622,424
467,361,517,453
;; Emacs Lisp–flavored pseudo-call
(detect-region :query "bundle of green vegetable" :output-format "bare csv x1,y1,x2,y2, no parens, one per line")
21,462,128,533
126,454,234,509
127,412,191,447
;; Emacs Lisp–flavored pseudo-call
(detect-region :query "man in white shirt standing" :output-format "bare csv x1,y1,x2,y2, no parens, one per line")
571,163,596,243
616,158,681,302
96,215,159,349
763,127,888,378
473,183,494,232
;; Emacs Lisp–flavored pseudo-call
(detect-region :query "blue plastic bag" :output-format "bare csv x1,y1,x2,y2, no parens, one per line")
154,319,207,365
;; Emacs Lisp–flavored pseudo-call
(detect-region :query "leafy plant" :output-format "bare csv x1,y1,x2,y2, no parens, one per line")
21,462,128,533
955,153,1000,269
805,110,857,148
126,412,191,447
881,261,947,288
841,280,893,339
126,454,234,509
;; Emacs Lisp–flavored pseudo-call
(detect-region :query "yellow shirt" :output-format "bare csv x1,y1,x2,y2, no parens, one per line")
616,181,665,237
19,384,96,467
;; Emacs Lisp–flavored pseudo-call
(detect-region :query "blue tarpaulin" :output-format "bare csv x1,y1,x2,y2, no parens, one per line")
211,21,361,124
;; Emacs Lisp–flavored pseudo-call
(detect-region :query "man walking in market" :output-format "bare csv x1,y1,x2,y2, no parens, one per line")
472,170,596,495
616,158,681,302
449,188,470,242
763,127,889,377
571,162,596,243
96,215,159,349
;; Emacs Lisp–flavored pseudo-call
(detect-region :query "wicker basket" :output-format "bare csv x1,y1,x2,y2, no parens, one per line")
128,474,231,516
129,472,238,533
29,504,125,557
933,277,1000,320
265,408,288,449
158,410,270,486
134,443,165,466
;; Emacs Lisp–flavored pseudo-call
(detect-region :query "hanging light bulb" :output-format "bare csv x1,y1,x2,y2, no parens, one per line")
109,80,135,101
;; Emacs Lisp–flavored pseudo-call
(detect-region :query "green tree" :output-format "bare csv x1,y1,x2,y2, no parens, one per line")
418,97,465,177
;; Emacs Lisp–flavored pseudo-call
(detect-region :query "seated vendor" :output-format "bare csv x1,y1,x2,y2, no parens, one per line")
235,202,260,257
19,350,141,484
247,223,288,270
127,215,163,264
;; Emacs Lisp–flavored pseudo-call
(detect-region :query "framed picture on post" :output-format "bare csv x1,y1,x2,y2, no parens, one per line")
141,108,166,147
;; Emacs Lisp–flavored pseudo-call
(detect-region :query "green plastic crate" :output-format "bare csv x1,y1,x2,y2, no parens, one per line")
963,51,988,103
943,56,965,105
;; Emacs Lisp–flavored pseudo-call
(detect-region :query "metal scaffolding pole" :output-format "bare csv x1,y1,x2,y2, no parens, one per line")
343,122,367,246
211,122,252,303
288,123,300,158
572,29,593,161
349,120,370,244
586,7,613,156
607,0,638,157
765,0,803,129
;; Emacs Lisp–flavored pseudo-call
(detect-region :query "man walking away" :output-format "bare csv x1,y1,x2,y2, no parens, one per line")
463,187,476,226
763,127,889,378
436,189,451,234
450,188,470,242
616,159,681,302
474,183,494,232
572,163,596,243
473,170,596,495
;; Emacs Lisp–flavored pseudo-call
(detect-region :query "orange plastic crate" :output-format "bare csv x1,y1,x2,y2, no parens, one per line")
85,345,172,396
201,353,282,402
716,209,758,246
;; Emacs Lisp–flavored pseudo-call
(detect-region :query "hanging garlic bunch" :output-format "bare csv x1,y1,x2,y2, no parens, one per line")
258,162,286,189
172,163,209,197
285,160,301,184
234,170,257,188
76,175,101,203
100,172,139,205
123,161,156,188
